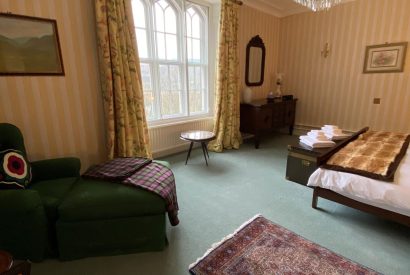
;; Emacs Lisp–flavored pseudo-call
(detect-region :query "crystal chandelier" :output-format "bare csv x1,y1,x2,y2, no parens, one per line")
293,0,342,12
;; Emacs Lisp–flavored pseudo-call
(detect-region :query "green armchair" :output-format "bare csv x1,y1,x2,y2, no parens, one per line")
0,123,168,261
0,123,80,261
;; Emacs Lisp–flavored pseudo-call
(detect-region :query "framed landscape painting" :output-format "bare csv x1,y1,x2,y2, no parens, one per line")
0,13,64,76
363,42,407,73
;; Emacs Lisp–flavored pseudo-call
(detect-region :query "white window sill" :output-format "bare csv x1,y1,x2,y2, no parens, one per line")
148,115,213,129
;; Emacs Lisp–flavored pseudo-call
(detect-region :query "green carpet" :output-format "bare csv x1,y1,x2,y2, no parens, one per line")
32,134,410,275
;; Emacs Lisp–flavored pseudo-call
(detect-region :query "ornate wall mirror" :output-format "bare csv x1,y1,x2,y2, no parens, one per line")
245,35,266,86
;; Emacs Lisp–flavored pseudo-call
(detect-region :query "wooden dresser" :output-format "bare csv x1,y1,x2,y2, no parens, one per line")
240,98,297,148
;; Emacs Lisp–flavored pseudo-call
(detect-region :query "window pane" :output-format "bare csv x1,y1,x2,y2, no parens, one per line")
157,0,168,9
188,66,195,90
156,32,166,59
169,65,180,90
140,63,154,119
195,66,202,90
132,0,145,28
186,14,192,37
166,34,178,60
189,91,202,113
192,14,201,39
159,65,169,90
155,4,165,32
136,29,148,58
188,65,204,113
187,7,195,16
140,63,152,90
161,91,181,116
193,39,201,61
165,7,176,34
187,38,193,61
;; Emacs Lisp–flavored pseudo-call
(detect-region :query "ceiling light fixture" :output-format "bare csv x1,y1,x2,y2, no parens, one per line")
293,0,342,12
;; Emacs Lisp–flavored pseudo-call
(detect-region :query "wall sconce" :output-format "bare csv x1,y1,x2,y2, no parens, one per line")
321,42,330,58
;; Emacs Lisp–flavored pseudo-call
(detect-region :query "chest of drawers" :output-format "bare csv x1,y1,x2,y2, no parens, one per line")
240,99,297,148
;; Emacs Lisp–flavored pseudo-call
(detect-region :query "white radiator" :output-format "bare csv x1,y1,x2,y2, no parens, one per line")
149,118,214,158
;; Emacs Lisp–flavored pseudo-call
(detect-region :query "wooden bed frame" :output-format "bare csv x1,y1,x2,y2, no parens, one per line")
310,127,410,227
312,187,410,227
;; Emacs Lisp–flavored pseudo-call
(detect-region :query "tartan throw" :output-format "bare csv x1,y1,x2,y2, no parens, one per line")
83,158,179,226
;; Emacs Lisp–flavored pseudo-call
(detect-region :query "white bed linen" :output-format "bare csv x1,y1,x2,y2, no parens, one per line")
307,147,410,217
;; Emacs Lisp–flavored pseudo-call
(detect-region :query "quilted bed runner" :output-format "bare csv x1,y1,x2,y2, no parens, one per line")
323,131,410,181
83,157,179,226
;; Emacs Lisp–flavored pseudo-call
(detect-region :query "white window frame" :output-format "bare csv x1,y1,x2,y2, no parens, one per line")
133,0,216,126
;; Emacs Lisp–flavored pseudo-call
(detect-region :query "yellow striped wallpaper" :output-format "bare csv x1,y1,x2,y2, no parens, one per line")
1,0,409,170
0,0,106,170
278,0,410,133
238,4,281,100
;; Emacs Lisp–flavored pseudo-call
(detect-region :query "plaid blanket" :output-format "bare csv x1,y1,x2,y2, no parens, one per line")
83,158,179,226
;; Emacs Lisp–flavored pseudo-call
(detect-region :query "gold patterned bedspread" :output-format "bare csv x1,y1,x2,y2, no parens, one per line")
322,131,410,182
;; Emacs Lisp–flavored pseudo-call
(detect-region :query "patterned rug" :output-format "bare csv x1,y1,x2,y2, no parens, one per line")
189,215,380,275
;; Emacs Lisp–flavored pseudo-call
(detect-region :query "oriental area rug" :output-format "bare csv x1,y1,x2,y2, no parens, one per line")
189,215,379,275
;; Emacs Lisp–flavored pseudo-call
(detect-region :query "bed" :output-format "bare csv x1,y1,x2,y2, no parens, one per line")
307,130,410,227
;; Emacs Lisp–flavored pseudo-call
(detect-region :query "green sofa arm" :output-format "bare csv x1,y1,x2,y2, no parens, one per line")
31,157,81,182
0,189,49,261
0,189,43,215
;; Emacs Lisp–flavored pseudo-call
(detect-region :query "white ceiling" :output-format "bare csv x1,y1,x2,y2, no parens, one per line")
240,0,357,18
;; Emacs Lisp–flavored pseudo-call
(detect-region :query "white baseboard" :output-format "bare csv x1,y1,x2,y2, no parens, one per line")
153,142,202,159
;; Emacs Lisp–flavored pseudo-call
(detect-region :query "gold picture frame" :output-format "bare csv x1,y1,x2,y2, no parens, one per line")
363,42,407,73
0,13,64,76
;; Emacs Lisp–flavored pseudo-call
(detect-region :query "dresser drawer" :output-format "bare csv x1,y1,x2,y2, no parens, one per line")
256,108,272,130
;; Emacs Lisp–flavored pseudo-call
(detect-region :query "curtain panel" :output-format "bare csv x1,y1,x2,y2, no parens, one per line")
95,0,152,159
208,0,242,152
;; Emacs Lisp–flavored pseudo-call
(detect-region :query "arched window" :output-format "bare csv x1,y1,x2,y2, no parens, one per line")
132,0,209,121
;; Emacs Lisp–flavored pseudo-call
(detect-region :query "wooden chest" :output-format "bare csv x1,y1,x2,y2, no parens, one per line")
286,139,349,186
286,127,369,186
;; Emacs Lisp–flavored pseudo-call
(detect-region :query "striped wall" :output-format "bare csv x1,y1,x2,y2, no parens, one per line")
279,0,410,133
238,4,281,101
2,0,408,170
0,0,106,170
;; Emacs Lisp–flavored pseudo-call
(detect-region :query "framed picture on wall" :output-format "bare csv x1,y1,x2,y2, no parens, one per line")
363,42,407,73
0,13,64,76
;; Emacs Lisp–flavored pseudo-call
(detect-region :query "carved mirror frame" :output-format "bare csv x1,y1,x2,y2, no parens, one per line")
245,35,266,87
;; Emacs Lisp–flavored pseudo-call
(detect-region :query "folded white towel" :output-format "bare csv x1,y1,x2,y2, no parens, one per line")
310,129,325,134
323,129,343,135
299,136,336,148
307,132,328,141
323,125,339,129
325,133,350,141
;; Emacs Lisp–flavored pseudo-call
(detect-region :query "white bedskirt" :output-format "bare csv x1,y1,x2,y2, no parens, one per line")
307,148,410,217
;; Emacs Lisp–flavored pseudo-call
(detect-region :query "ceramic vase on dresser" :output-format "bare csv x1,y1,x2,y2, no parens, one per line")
243,86,252,103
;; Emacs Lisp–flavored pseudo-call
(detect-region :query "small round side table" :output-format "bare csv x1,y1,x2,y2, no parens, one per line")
180,130,215,166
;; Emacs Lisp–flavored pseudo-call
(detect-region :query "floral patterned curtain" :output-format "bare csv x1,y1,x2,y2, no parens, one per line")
208,0,242,152
95,0,152,159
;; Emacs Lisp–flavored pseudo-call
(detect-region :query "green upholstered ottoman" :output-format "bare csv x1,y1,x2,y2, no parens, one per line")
56,160,170,261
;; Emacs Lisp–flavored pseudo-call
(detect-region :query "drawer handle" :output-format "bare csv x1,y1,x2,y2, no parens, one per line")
302,160,310,167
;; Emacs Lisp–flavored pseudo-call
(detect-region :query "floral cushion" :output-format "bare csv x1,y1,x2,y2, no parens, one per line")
0,149,32,189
